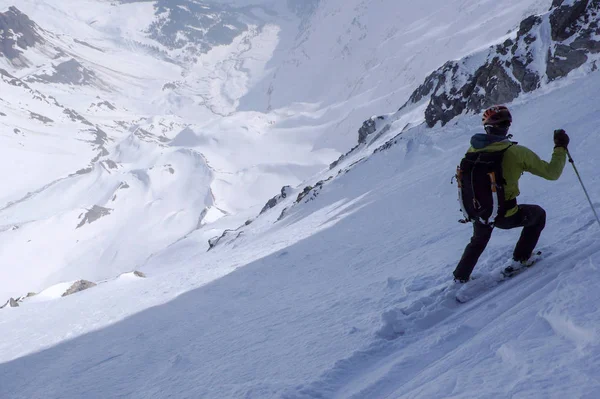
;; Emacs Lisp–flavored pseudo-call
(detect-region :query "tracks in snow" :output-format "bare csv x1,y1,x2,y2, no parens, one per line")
282,221,600,399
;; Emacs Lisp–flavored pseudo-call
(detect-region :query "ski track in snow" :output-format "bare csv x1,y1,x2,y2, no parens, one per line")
279,224,600,399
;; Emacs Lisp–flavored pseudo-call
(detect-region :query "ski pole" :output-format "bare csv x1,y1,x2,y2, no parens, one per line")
566,149,600,228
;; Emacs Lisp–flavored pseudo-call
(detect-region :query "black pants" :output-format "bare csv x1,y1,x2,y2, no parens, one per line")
453,204,546,281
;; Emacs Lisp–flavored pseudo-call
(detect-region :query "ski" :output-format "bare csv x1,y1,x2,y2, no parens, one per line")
456,251,545,304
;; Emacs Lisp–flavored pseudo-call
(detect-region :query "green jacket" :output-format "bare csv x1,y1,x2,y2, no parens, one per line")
467,141,567,217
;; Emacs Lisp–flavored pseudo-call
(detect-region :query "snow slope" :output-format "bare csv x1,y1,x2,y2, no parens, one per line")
1,53,600,398
2,0,600,398
0,0,555,297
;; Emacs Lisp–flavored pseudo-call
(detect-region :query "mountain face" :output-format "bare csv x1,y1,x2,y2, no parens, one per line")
399,0,600,128
0,6,43,63
3,1,600,398
0,0,567,300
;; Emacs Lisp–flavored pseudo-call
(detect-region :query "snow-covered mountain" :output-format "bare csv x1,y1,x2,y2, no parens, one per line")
0,0,554,297
2,0,600,398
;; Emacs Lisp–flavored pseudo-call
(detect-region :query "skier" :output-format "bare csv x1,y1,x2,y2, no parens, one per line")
453,105,570,283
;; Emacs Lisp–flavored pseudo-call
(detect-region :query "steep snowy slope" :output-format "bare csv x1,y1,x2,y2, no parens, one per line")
241,0,554,151
1,62,599,398
0,0,555,297
2,0,600,397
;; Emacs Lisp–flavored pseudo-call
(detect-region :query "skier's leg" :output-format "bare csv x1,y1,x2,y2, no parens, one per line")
512,205,546,261
453,222,494,281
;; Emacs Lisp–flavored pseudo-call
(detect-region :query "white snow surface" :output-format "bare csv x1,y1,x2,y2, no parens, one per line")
3,0,600,398
2,64,600,399
0,0,553,296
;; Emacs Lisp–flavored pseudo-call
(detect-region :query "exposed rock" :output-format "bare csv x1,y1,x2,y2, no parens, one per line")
162,82,178,91
296,179,329,203
29,112,54,124
62,280,97,297
103,160,119,170
147,1,250,61
519,15,542,36
358,118,376,144
76,205,112,229
0,67,31,88
550,0,589,41
260,185,292,214
0,7,44,62
133,271,146,278
0,298,19,309
208,229,236,251
91,127,109,147
296,185,314,203
547,44,588,80
63,108,94,125
28,59,99,86
74,167,93,175
95,100,116,110
398,0,600,127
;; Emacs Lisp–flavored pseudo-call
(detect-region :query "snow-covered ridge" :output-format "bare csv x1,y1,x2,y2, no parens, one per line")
325,0,599,173
400,0,600,127
0,6,44,66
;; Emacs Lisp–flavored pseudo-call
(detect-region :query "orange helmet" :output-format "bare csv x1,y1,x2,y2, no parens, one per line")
482,105,512,126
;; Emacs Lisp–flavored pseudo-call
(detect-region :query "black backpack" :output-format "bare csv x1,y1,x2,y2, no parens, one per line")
456,145,513,225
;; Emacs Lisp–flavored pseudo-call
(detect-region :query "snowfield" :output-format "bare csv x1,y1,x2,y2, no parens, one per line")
2,64,600,398
2,0,600,398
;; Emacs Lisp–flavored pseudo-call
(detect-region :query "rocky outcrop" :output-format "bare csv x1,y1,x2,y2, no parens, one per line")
29,112,54,124
63,108,94,125
399,0,600,127
296,178,331,204
0,298,19,309
62,280,97,297
0,7,44,62
76,205,113,229
27,59,99,86
147,1,250,62
330,115,393,169
208,229,243,251
260,186,293,214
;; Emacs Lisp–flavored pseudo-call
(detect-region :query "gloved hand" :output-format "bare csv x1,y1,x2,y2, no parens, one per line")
554,129,569,149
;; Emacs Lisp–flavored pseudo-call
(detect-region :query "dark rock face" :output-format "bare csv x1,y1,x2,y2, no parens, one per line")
76,205,112,229
62,280,97,297
0,297,19,309
547,44,588,80
28,59,99,85
29,112,54,124
296,178,330,203
208,229,239,251
260,186,292,214
0,7,44,62
63,109,94,126
358,117,389,144
550,0,590,41
399,0,600,127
